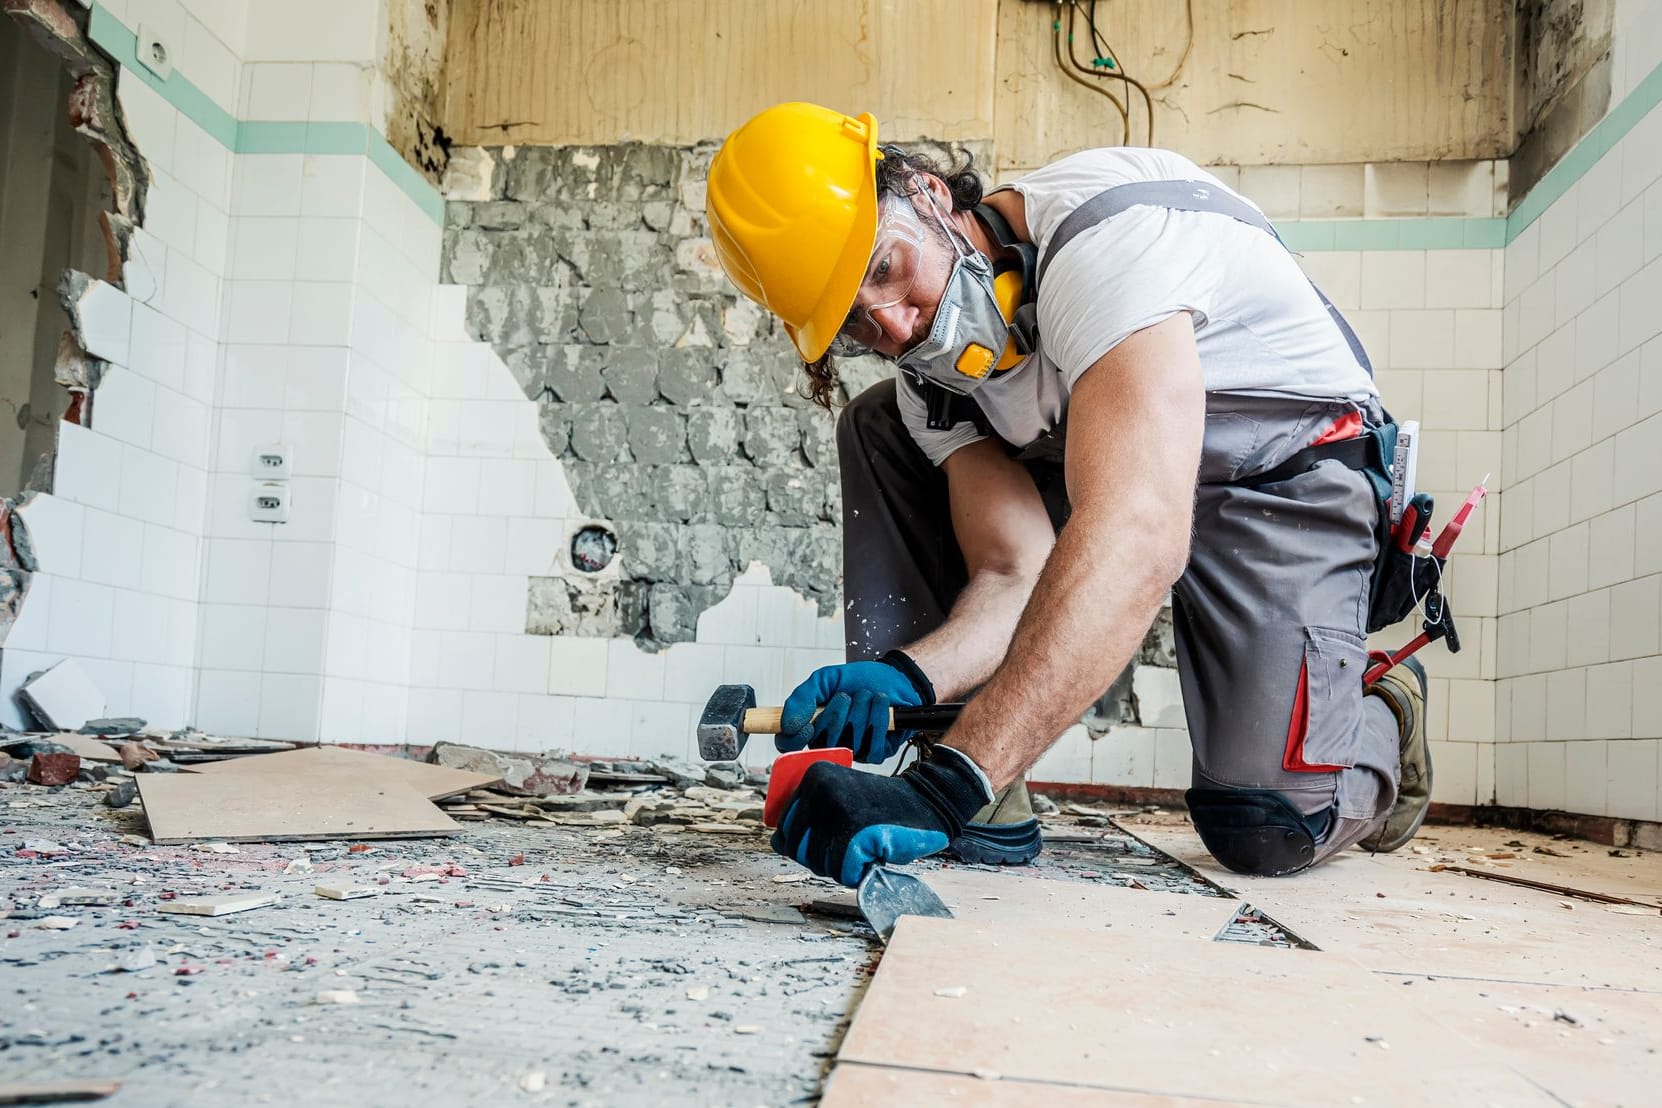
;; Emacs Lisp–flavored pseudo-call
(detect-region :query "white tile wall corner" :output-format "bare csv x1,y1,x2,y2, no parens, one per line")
1496,88,1662,819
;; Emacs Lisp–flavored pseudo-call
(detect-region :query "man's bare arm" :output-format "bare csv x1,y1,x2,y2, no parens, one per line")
903,440,1056,700
939,313,1206,787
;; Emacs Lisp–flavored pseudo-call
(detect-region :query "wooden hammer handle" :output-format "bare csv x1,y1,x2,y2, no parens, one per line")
740,704,964,736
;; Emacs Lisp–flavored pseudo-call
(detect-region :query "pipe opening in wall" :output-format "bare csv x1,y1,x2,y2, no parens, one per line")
570,524,618,573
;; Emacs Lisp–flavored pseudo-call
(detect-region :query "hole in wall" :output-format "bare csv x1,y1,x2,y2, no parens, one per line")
569,524,618,574
0,12,114,499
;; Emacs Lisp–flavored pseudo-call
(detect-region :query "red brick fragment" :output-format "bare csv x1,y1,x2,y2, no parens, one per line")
349,844,369,853
27,752,81,786
508,853,525,866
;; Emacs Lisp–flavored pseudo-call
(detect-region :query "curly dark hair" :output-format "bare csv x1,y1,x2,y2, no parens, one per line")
798,145,984,410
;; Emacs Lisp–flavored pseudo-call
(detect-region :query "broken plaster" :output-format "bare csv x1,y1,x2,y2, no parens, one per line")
0,0,151,641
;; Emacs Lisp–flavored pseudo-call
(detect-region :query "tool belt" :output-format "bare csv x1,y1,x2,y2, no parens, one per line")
1236,422,1449,639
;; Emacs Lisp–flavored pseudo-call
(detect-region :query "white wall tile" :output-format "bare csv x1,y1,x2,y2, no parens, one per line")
79,508,145,592
1564,739,1608,814
1151,728,1192,789
1363,162,1428,217
1360,252,1426,310
515,693,575,753
1429,739,1478,804
605,638,666,700
406,687,462,745
289,282,354,345
128,663,193,731
547,636,608,697
199,602,267,671
110,588,172,667
1029,723,1092,783
230,217,300,281
18,496,86,579
1526,740,1567,809
232,155,304,217
196,667,261,734
175,117,231,211
1387,310,1454,370
1566,588,1612,667
318,676,364,741
1585,661,1634,739
140,523,199,601
466,574,528,633
493,634,551,694
1587,505,1636,590
262,606,327,673
256,672,322,740
1545,668,1586,741
1424,250,1498,309
1608,574,1660,659
240,62,311,119
1494,741,1528,806
1606,738,1660,820
460,689,518,746
1296,252,1361,309
117,72,177,174
1554,240,1598,327
204,537,272,604
223,281,294,344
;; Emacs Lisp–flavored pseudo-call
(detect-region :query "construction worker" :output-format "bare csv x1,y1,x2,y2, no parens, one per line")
705,102,1430,887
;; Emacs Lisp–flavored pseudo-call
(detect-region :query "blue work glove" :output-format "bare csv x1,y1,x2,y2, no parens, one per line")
771,745,993,887
777,653,933,764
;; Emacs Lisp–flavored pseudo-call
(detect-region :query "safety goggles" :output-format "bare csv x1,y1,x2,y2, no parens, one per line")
826,192,933,358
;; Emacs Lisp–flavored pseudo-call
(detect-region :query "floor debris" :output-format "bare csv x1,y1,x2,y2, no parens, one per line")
156,892,279,917
0,1078,122,1105
135,774,458,844
17,659,107,730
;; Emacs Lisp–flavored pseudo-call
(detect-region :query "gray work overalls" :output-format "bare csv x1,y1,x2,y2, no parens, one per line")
834,181,1402,876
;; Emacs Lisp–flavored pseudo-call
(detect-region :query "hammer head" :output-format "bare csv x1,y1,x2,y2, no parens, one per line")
697,683,756,761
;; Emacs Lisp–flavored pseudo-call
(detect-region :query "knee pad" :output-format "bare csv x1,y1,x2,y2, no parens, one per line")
1185,788,1333,877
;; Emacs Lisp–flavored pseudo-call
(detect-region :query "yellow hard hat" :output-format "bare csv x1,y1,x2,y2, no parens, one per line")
707,102,882,362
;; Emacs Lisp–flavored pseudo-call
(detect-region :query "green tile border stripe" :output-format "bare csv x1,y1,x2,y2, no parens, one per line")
1507,57,1662,241
1279,218,1505,252
88,2,443,225
87,1,1662,245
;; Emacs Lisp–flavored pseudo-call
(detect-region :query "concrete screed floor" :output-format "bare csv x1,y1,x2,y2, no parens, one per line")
1,781,1248,1106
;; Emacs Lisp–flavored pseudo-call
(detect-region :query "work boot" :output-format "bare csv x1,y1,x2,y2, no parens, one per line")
1357,657,1431,853
947,772,1043,865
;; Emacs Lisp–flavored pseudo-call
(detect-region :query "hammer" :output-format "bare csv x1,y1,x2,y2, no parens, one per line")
696,683,965,762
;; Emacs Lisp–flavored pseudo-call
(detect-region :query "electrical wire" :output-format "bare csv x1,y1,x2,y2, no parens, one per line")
1069,1,1153,146
1051,7,1128,146
1143,0,1194,93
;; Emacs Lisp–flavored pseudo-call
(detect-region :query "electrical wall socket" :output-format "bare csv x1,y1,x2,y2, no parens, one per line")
251,444,292,480
249,483,290,524
135,24,175,80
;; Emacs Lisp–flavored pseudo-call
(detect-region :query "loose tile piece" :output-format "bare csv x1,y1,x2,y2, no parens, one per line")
157,892,279,917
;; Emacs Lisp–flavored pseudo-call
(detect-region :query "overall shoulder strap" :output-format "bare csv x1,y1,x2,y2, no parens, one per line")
1022,179,1373,378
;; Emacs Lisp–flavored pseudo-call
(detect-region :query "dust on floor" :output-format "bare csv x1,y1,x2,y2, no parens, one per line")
1,781,1232,1106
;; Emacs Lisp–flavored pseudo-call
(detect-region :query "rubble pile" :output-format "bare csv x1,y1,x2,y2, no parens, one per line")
439,753,767,835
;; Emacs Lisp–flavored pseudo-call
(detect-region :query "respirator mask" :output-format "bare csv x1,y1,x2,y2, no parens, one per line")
828,180,1028,396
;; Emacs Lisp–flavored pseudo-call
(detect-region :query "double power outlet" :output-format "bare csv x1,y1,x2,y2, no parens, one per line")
249,445,292,523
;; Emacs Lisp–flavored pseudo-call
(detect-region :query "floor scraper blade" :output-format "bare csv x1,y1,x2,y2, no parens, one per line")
857,866,952,943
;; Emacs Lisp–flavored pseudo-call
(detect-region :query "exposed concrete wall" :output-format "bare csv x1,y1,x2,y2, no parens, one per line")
1510,0,1617,203
441,143,846,646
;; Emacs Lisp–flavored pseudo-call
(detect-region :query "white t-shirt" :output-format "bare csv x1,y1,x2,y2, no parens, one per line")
898,147,1378,465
